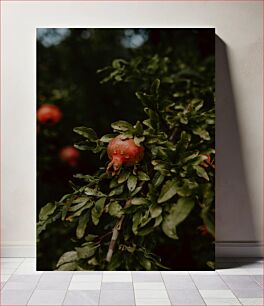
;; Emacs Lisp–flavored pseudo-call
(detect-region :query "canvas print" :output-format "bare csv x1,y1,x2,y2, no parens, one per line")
37,28,215,271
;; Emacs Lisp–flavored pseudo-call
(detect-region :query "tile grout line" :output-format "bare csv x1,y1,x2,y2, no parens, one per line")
188,271,208,305
131,272,136,306
1,258,26,291
61,272,74,306
25,269,44,305
97,271,103,306
216,270,243,305
159,270,172,306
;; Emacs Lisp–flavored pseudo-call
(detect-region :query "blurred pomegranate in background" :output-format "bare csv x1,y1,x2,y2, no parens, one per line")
60,146,80,167
37,104,62,124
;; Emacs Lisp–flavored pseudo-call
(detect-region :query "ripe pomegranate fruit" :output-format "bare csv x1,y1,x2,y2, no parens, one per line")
60,146,80,167
37,104,62,124
107,135,144,175
198,225,209,236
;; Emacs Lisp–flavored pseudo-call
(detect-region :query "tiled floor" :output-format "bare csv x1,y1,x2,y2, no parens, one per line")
0,257,263,305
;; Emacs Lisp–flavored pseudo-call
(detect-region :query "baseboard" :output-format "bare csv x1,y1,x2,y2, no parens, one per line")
1,241,263,258
216,241,263,258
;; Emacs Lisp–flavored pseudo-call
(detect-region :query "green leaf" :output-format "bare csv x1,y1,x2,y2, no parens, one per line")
193,127,210,140
140,257,152,270
111,120,133,131
39,203,57,221
85,187,105,197
69,200,88,212
70,202,93,217
190,98,204,111
108,184,124,197
150,78,160,95
131,186,143,197
127,175,137,192
76,211,89,239
138,171,150,181
85,234,99,241
157,180,178,203
118,170,130,184
108,201,123,218
162,197,194,239
194,165,210,181
91,198,106,225
57,262,77,271
134,136,145,146
153,173,165,187
150,205,162,218
132,212,142,235
73,127,97,141
56,251,78,267
76,243,99,259
100,134,116,142
131,197,149,205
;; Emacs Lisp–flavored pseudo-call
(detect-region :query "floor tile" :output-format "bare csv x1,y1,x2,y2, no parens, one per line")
3,280,38,291
190,270,218,275
37,273,72,290
134,289,169,299
63,290,100,305
101,281,133,290
191,275,228,290
167,289,205,305
239,298,264,305
68,281,101,290
102,272,132,282
203,297,241,305
8,274,41,283
217,268,249,275
27,289,66,305
252,275,263,287
231,287,263,298
162,275,196,289
199,289,237,298
132,272,162,282
99,289,135,305
161,271,189,275
221,275,261,289
71,274,101,282
135,298,171,305
134,282,166,290
1,274,11,282
1,288,33,305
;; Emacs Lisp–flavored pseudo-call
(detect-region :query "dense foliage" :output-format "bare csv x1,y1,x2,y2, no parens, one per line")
37,42,215,271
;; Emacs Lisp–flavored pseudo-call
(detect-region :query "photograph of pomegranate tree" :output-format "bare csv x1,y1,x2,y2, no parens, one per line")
37,29,215,271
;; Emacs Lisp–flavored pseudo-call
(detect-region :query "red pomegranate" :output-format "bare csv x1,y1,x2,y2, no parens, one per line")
106,135,144,175
198,225,209,236
60,146,80,167
37,104,62,124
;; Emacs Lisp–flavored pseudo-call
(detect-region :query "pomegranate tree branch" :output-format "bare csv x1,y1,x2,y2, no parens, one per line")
105,199,131,263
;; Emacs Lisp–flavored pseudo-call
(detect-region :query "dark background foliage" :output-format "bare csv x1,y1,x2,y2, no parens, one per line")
37,28,214,270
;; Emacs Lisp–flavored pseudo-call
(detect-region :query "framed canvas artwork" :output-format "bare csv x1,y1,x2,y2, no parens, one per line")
37,28,215,271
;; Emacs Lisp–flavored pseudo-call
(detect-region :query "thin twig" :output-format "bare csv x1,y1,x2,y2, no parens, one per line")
169,126,178,141
105,199,131,263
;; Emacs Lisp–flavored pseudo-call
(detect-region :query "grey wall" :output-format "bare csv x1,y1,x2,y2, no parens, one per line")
1,1,262,256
